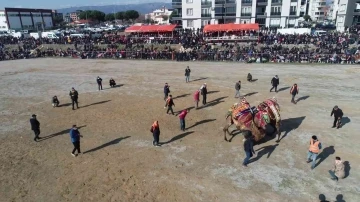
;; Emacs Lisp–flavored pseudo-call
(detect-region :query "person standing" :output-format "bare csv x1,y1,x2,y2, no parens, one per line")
201,83,207,105
30,114,41,142
97,76,103,91
150,121,160,147
52,96,60,107
70,125,82,157
178,109,189,131
163,83,170,101
69,87,79,110
328,156,345,181
235,80,241,98
290,84,299,104
185,66,191,83
270,75,279,92
194,89,200,109
243,131,255,167
331,106,343,129
165,95,175,115
306,135,322,169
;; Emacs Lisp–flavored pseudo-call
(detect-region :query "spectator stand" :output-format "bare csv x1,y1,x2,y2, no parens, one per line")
125,24,177,43
203,23,260,42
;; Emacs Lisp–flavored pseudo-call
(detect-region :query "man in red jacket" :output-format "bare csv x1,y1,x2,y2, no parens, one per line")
178,109,189,131
194,90,200,109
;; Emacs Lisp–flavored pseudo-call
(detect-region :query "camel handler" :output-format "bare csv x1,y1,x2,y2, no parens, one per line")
331,105,343,129
150,121,161,147
164,95,175,115
306,135,322,169
290,84,299,104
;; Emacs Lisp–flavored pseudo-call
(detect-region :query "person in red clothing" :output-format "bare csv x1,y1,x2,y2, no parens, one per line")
178,109,189,131
194,90,200,109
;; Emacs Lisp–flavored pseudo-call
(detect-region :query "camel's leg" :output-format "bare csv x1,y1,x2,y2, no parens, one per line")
275,121,281,142
223,124,230,142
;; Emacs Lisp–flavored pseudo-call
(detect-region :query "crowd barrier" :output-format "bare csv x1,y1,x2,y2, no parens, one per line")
1,50,359,64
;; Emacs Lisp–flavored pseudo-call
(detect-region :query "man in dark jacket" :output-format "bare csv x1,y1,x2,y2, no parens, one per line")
235,81,241,98
150,121,160,147
243,130,255,167
163,83,170,101
270,75,279,92
290,84,299,104
185,66,191,83
69,87,79,110
247,73,253,82
165,95,175,115
331,106,343,129
70,125,82,157
97,76,103,91
52,96,60,107
30,114,41,141
201,83,207,105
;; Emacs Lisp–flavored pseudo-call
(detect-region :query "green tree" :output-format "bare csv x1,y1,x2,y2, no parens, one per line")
303,14,312,22
162,15,169,22
53,15,64,26
168,10,178,24
79,10,106,21
115,11,125,21
105,13,115,21
124,10,140,22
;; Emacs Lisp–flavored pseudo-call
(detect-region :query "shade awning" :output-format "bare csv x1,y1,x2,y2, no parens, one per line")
203,23,259,33
125,24,177,33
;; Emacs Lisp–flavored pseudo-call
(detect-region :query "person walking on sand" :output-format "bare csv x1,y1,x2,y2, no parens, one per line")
306,135,322,169
185,66,191,83
201,83,207,105
165,95,175,115
235,80,241,98
270,75,279,92
243,131,255,167
331,105,343,129
69,87,79,110
70,125,82,157
194,89,200,109
150,121,160,147
290,84,299,104
97,76,103,91
178,109,189,131
328,156,345,181
30,114,41,142
163,83,170,101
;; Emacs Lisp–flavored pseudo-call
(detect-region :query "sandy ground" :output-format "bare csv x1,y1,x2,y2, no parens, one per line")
0,59,359,202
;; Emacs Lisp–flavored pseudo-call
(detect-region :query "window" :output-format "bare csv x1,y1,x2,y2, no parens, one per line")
288,18,296,24
187,8,193,16
241,7,252,13
339,4,346,12
337,16,344,23
187,20,194,27
186,0,193,3
202,20,209,26
241,19,250,24
202,8,210,14
226,7,236,13
270,18,280,25
271,6,281,13
290,6,296,12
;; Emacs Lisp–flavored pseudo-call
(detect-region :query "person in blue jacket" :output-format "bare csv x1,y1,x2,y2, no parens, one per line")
70,125,82,157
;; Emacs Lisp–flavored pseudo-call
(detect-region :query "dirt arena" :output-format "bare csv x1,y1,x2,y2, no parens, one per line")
0,59,359,202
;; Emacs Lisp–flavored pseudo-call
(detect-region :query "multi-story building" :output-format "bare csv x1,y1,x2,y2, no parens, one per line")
308,0,327,21
172,0,310,29
334,0,360,31
145,6,173,24
0,7,54,31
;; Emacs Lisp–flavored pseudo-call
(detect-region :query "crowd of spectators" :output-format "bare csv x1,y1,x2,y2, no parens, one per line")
1,27,360,64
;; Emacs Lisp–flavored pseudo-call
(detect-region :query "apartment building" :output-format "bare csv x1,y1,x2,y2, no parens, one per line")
145,7,173,24
172,0,309,29
334,0,360,31
308,0,327,21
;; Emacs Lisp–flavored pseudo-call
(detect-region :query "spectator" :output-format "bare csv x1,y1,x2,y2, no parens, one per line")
69,87,79,110
185,66,191,83
97,76,103,91
235,81,241,98
163,83,170,101
270,75,279,92
29,114,41,142
52,96,60,107
69,125,82,157
328,156,345,181
178,109,189,131
331,105,344,129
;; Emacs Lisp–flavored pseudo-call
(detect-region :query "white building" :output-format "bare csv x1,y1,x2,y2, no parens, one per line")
172,0,310,29
145,7,173,24
0,10,9,30
308,0,327,22
0,7,54,31
334,0,360,31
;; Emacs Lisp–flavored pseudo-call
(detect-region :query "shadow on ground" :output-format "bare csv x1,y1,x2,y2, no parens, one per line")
198,96,228,109
160,131,194,145
38,125,87,142
187,119,216,130
81,100,111,108
276,116,306,142
83,136,131,154
173,93,190,100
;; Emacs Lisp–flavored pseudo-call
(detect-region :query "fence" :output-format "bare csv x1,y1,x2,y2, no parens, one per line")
1,50,359,64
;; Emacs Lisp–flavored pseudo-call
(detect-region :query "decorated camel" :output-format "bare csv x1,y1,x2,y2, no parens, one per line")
223,97,281,142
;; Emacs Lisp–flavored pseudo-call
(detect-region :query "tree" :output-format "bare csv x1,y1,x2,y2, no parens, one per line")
124,10,140,22
115,11,125,21
53,15,64,26
79,10,106,22
169,10,177,24
105,13,115,21
303,14,312,22
162,15,169,22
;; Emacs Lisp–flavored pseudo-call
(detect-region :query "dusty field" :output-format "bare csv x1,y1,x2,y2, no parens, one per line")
0,59,359,202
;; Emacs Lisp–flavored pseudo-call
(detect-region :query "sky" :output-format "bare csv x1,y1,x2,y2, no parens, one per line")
2,0,170,9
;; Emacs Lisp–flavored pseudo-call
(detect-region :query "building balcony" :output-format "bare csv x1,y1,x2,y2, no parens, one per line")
172,2,182,8
271,0,282,5
270,12,281,16
241,13,252,16
289,11,297,16
291,0,297,2
215,0,225,4
201,13,211,17
171,14,182,19
257,0,268,5
354,9,360,14
256,12,267,17
201,1,212,7
241,0,252,5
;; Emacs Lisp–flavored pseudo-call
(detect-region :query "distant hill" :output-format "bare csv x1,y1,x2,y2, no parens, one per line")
57,2,172,14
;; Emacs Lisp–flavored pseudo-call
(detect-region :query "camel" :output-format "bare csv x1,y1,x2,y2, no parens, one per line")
223,97,281,142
